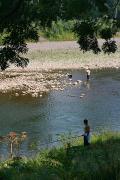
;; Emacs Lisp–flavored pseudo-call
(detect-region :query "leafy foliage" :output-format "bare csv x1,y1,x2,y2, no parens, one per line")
99,27,113,40
36,0,63,27
102,40,117,54
72,1,120,54
74,16,119,54
74,20,101,54
44,20,76,40
62,0,110,19
0,0,39,70
77,36,101,54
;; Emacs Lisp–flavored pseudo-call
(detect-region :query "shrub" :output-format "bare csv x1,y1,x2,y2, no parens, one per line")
43,20,76,41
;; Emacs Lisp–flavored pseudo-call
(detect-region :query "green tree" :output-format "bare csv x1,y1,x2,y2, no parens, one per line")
37,0,62,27
0,0,39,70
61,0,109,19
73,0,120,54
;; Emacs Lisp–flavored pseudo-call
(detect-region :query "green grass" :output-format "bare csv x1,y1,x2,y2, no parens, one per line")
0,132,120,180
45,31,76,41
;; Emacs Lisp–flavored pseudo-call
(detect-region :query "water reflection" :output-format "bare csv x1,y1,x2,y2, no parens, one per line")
83,81,90,90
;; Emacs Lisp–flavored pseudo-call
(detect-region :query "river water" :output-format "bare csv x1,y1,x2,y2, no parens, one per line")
0,69,120,158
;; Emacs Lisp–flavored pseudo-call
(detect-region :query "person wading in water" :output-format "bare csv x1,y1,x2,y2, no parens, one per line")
86,68,91,81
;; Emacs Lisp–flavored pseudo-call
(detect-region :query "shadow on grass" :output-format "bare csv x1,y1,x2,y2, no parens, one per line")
0,133,120,180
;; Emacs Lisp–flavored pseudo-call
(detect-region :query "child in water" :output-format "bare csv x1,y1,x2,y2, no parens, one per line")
82,119,91,146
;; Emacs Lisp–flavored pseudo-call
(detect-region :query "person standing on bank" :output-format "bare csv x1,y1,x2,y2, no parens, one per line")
86,68,91,80
82,119,91,146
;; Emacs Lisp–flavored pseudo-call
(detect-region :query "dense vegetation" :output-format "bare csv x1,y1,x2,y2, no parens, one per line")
41,20,76,41
0,132,120,180
0,0,120,70
0,0,39,70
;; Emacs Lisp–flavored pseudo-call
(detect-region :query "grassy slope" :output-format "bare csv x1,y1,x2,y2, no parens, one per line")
0,132,120,180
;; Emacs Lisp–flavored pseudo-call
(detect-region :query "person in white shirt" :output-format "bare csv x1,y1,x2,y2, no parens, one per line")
86,68,91,80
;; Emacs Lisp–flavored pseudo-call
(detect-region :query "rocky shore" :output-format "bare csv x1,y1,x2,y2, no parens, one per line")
0,70,82,97
0,41,120,96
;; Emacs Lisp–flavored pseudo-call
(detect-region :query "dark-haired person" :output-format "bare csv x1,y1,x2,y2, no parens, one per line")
82,119,91,146
86,68,91,81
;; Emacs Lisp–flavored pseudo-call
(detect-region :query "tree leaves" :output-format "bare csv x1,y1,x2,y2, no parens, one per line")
0,0,39,70
74,17,118,54
102,40,117,54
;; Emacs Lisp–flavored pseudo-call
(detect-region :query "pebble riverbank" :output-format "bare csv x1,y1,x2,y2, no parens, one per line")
0,41,120,96
0,70,82,97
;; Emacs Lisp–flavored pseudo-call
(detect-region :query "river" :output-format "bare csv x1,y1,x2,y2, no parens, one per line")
0,68,120,159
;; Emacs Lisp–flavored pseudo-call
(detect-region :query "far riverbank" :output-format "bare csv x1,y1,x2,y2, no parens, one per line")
3,40,120,71
0,41,120,96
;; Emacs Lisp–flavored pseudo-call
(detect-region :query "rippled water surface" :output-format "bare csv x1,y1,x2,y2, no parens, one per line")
0,69,120,158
